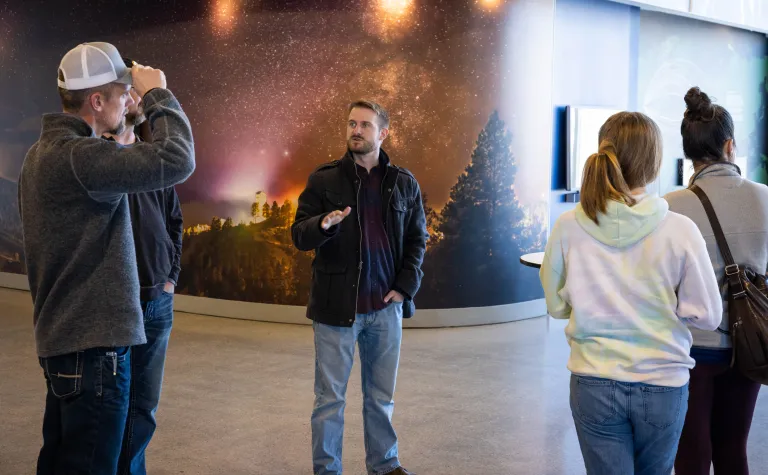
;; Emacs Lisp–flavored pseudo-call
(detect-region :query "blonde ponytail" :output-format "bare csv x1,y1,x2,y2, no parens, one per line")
580,141,637,225
579,112,663,225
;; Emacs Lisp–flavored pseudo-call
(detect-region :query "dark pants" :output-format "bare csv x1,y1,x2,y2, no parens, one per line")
674,362,762,475
118,292,174,475
37,346,132,475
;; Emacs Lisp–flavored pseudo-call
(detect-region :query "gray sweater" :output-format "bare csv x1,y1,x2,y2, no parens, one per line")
664,162,768,350
19,88,195,358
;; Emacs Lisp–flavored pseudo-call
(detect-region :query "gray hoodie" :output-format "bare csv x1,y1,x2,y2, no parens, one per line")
19,88,195,358
665,162,768,350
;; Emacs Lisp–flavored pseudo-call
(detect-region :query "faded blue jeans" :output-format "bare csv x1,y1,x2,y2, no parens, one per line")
118,291,174,475
570,375,689,475
311,302,403,475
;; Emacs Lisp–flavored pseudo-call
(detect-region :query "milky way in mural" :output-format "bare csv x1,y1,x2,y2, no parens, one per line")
0,0,522,226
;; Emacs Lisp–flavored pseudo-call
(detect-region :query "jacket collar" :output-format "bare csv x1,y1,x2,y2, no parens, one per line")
341,148,392,181
689,161,742,185
40,113,95,140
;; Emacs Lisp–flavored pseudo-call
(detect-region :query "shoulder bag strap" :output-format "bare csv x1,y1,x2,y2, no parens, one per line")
690,184,745,298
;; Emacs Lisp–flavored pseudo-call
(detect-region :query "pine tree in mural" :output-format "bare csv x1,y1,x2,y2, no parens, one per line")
422,192,442,246
211,216,223,232
422,110,543,308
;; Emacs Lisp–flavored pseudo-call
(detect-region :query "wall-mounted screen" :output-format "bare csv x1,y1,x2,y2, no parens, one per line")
566,106,622,191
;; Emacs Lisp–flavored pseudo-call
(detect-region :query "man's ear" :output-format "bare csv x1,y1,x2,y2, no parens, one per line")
89,92,105,112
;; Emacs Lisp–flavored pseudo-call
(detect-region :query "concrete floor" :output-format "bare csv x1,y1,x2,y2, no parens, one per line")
1,288,766,474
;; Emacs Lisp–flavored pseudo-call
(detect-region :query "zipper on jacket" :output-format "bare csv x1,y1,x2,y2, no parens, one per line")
354,166,363,319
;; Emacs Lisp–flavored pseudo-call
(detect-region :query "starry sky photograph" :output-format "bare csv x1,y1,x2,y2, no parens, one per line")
0,0,553,307
0,0,550,226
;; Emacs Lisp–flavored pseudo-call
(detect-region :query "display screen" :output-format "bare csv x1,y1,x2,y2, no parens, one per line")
566,106,622,191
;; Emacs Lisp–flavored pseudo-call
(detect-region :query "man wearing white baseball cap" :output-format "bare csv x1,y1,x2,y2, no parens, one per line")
18,41,195,475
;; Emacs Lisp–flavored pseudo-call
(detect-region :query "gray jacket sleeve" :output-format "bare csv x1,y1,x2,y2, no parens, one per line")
69,89,195,202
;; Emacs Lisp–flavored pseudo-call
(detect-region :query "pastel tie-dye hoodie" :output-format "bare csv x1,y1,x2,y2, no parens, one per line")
540,196,722,387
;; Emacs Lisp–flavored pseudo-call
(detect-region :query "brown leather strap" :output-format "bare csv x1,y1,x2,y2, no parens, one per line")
690,184,745,298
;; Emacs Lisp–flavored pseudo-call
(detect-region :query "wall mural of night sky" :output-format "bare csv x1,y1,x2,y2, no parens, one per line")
0,0,550,309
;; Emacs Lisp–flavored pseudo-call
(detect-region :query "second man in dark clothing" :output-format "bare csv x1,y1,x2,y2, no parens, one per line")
104,81,183,475
292,101,428,475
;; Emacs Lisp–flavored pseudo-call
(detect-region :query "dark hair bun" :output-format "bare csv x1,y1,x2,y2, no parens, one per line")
684,87,715,120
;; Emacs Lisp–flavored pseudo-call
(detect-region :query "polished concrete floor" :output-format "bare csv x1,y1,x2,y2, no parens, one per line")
1,287,766,474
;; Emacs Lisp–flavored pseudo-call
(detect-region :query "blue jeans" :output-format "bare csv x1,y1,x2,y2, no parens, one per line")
37,346,132,475
118,292,174,475
311,302,403,475
570,375,689,475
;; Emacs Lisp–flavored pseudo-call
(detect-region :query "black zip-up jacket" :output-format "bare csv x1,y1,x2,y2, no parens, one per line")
104,134,184,302
292,149,429,326
127,187,183,302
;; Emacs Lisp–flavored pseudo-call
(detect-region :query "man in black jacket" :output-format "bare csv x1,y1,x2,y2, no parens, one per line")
292,100,428,475
104,76,183,475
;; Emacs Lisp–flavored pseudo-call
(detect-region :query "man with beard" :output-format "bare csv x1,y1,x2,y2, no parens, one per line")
292,101,428,475
103,70,184,475
18,42,195,474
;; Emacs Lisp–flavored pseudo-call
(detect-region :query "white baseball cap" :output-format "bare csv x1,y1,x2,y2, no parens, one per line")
57,42,132,91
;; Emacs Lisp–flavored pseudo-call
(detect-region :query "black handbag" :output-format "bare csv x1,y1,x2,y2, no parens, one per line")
691,184,768,385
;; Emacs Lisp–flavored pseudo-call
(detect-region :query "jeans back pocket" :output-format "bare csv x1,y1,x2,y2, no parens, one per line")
42,351,84,399
571,376,617,425
641,385,686,429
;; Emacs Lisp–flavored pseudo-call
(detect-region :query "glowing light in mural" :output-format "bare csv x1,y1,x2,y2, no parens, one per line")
212,0,239,35
477,0,503,11
366,0,415,42
379,0,413,18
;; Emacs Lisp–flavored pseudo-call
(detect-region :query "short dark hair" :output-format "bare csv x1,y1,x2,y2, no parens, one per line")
348,100,390,129
57,69,121,113
681,87,735,163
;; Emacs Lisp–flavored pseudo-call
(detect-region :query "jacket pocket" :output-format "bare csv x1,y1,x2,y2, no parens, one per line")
392,199,409,212
312,262,348,310
325,190,342,208
325,190,356,211
42,351,85,399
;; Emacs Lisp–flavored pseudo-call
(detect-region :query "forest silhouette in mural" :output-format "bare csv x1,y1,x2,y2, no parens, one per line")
175,111,546,308
0,112,546,308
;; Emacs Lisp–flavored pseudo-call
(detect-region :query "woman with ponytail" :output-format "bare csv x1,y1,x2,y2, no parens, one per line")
540,112,722,474
667,87,768,475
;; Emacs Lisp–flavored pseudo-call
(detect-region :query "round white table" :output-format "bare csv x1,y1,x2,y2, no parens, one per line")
520,252,545,269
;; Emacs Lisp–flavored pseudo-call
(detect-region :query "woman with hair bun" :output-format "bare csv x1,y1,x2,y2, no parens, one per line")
667,87,768,475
